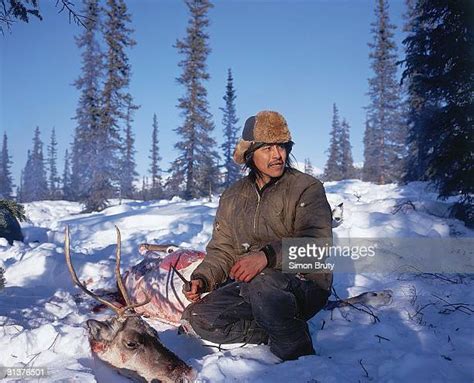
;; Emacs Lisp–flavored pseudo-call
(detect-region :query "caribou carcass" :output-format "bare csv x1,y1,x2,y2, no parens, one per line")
64,226,196,383
123,245,205,326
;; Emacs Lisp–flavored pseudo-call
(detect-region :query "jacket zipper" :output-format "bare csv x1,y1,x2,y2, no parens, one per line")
253,187,261,233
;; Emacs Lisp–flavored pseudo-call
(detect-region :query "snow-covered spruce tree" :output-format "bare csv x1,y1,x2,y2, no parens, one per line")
402,0,474,226
47,127,60,199
0,132,14,199
324,105,356,181
402,0,437,182
304,158,314,177
170,0,219,200
19,152,29,201
119,96,138,200
20,127,48,202
403,0,417,33
340,119,356,179
363,116,380,182
0,267,5,290
220,68,240,189
324,103,344,181
363,0,406,184
71,0,103,204
87,0,137,211
62,149,73,200
79,0,136,210
140,176,149,201
165,158,185,199
0,199,26,245
149,113,163,200
16,170,24,202
398,0,417,182
0,199,27,224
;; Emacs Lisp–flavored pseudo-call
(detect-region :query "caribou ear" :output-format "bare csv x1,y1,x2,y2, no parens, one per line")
87,319,107,339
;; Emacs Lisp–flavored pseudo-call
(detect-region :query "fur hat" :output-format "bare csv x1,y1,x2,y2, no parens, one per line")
233,110,292,164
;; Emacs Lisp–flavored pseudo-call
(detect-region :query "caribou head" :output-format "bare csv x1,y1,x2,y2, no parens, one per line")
65,226,196,383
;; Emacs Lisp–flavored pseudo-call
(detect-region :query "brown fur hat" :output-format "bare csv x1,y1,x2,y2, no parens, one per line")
233,110,292,164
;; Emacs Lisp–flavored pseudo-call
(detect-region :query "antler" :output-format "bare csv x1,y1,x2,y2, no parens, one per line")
115,226,132,307
64,226,151,316
64,226,123,315
114,226,151,313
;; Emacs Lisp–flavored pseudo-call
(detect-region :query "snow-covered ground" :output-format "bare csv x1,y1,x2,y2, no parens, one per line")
0,180,473,382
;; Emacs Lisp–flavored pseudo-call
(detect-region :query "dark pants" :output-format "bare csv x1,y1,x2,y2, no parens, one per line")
181,269,329,360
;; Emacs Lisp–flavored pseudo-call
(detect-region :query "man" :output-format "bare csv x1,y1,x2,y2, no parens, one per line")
181,110,333,361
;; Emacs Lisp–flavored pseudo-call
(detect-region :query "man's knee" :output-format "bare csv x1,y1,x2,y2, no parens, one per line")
245,269,290,295
241,270,296,322
181,297,223,330
181,300,219,337
181,301,195,321
181,302,203,334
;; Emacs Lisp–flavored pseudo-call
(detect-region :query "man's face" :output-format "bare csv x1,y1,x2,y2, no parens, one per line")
253,143,287,183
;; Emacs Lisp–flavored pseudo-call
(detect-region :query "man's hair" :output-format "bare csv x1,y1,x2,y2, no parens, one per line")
243,142,295,180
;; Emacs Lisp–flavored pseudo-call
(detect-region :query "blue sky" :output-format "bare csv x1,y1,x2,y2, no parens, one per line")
1,0,407,188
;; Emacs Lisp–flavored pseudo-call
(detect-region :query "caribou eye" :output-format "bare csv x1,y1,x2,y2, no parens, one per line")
124,340,139,349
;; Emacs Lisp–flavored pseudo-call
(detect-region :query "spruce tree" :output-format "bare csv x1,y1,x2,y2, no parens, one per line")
220,68,240,189
0,133,14,199
0,0,87,33
170,0,219,199
402,0,473,225
17,169,24,202
47,127,60,199
324,104,356,181
304,158,314,177
141,176,149,201
71,0,103,204
324,104,343,181
0,199,27,224
119,96,138,199
340,119,356,179
399,0,417,181
21,127,48,202
363,117,379,182
0,199,26,244
149,113,162,199
363,0,406,184
401,0,439,182
89,0,137,210
62,149,73,200
0,267,5,290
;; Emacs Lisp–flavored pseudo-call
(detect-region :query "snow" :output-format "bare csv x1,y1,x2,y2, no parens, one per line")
0,180,473,382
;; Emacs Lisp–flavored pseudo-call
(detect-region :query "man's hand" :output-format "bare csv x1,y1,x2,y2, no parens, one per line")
184,279,204,302
229,251,268,283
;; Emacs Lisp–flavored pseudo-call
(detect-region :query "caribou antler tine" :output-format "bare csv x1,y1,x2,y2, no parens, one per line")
114,226,151,315
64,225,122,315
115,226,133,307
